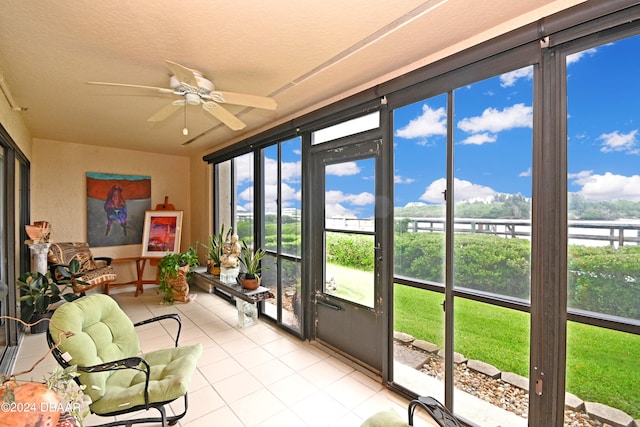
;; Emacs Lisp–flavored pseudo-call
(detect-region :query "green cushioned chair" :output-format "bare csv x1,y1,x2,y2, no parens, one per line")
47,294,203,427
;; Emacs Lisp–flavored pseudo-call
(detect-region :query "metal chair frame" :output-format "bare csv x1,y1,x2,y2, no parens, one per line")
407,396,464,427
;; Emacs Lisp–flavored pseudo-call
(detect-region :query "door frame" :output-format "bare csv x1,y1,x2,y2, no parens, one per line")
304,122,394,377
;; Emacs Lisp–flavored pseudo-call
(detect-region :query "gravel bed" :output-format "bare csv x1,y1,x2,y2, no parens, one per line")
418,353,602,427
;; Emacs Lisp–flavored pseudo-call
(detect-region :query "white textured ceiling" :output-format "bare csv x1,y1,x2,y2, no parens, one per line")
0,1,584,156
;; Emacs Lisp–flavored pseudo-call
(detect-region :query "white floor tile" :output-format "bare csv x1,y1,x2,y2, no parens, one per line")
14,290,422,427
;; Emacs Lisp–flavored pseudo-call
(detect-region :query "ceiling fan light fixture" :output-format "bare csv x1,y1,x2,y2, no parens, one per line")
185,93,200,105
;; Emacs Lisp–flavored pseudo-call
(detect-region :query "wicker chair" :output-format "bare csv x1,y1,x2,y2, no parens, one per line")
48,242,116,294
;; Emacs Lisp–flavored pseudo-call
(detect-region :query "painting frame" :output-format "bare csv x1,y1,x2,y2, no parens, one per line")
86,172,151,248
141,210,183,257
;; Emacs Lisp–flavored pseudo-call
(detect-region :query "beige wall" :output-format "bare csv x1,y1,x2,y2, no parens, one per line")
188,152,213,261
0,93,32,157
31,138,196,284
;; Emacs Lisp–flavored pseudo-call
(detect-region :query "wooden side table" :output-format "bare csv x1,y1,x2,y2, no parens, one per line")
109,257,157,296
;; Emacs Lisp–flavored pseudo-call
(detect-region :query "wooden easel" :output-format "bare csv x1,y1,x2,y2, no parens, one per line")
111,196,178,296
155,196,175,210
149,196,177,269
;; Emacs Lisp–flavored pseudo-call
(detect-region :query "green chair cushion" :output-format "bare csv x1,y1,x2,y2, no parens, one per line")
50,294,202,415
89,343,203,415
361,408,410,427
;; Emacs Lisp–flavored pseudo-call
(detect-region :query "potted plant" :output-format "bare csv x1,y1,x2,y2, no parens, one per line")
239,240,268,290
17,260,83,334
157,246,200,304
202,224,232,276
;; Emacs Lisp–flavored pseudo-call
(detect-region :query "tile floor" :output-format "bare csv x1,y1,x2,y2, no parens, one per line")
12,288,437,427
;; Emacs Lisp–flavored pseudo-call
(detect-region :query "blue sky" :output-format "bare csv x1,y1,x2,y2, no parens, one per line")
236,34,639,219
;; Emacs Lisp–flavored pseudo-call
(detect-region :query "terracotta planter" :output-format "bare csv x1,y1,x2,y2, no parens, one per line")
167,266,190,302
240,275,260,290
207,262,221,276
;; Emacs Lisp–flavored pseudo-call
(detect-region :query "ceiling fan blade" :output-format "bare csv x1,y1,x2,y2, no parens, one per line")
164,60,198,87
203,102,246,130
211,91,277,110
87,81,173,94
147,101,183,122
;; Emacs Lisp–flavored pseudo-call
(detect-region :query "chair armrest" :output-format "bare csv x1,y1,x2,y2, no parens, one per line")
47,331,152,406
134,313,182,347
78,356,149,373
407,396,463,427
78,357,152,408
94,256,113,266
48,263,90,295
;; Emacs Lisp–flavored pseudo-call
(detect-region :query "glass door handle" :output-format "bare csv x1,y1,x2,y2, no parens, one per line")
315,298,344,311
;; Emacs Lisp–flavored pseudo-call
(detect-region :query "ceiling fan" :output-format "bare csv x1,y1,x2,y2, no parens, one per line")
87,60,277,132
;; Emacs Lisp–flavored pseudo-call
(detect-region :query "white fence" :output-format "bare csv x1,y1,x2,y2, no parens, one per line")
326,217,640,247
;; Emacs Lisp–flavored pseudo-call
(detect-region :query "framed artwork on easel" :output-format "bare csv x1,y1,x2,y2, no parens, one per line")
141,210,183,257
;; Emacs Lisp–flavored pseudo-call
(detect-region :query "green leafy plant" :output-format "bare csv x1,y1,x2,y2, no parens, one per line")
17,259,83,323
202,224,232,267
44,365,90,424
157,246,200,304
239,240,267,279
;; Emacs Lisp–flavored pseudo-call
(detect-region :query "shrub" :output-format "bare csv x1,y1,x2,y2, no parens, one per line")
568,245,640,319
325,233,374,271
327,230,639,320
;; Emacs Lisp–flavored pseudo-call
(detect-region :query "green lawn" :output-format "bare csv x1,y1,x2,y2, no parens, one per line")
322,265,640,418
325,263,374,307
394,285,640,419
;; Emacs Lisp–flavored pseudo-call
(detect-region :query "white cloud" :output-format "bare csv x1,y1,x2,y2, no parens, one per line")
263,157,302,185
260,157,302,213
235,154,254,184
519,168,532,177
458,103,532,134
325,190,375,218
570,170,640,201
395,175,415,184
598,130,639,154
241,202,253,212
500,67,533,87
282,160,302,181
395,104,447,139
325,190,374,206
566,47,598,66
460,132,497,145
239,185,253,202
264,182,301,213
568,170,593,181
420,177,496,203
326,162,360,176
326,203,354,218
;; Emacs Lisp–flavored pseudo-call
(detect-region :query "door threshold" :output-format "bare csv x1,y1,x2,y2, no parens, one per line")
310,339,382,382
